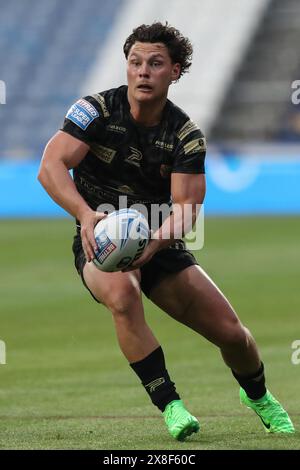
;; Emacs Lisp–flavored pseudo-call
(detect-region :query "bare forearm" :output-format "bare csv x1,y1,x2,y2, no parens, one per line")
38,159,92,220
127,202,200,270
152,202,200,250
126,173,206,270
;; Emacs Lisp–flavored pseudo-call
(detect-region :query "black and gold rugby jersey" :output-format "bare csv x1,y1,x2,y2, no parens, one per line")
61,85,206,213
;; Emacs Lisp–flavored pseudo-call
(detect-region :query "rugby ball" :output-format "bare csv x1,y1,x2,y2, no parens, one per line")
93,209,150,272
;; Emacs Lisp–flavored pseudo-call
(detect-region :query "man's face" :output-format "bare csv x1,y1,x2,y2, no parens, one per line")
127,42,180,103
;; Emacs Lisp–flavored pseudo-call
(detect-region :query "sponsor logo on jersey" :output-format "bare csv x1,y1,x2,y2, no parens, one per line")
66,99,99,130
184,138,206,155
91,93,110,117
177,119,200,141
106,124,127,134
125,147,143,167
90,144,116,163
78,99,98,117
95,231,116,264
155,140,174,151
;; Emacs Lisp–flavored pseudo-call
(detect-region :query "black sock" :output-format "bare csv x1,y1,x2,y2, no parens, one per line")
232,362,267,400
130,346,180,412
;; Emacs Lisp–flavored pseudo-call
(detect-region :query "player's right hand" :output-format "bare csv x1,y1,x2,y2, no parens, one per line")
79,209,107,262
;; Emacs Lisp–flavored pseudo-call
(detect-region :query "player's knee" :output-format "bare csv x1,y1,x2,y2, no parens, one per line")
220,320,248,349
106,283,141,318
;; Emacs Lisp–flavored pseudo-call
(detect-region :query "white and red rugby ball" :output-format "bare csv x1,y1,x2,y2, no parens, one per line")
93,209,150,272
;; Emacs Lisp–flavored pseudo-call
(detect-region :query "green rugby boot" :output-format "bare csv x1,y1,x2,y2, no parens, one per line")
240,388,295,433
163,400,200,441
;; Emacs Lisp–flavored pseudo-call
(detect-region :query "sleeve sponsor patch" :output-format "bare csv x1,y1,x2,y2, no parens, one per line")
66,98,99,130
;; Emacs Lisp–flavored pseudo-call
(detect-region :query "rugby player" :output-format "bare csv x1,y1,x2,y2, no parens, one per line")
38,22,294,440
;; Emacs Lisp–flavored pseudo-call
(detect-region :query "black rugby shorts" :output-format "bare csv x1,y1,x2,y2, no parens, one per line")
72,233,199,300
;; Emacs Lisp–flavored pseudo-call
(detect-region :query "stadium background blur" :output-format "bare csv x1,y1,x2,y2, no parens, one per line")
0,0,299,450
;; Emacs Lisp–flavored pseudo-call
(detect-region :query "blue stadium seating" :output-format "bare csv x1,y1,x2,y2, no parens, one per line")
0,0,123,158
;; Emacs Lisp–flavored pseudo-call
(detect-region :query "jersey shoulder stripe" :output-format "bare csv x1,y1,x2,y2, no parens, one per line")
91,93,110,118
184,137,206,155
177,119,200,141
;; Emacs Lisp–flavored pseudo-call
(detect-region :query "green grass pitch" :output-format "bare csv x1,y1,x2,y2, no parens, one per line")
0,217,299,450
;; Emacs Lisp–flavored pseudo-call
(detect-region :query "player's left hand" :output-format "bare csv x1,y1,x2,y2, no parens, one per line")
122,239,161,272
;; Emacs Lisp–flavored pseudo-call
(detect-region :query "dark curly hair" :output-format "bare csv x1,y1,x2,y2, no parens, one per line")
123,22,193,79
